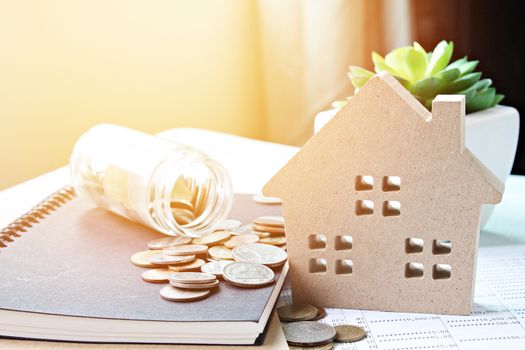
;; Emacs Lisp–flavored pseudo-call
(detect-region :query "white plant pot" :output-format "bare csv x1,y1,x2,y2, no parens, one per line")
314,105,520,228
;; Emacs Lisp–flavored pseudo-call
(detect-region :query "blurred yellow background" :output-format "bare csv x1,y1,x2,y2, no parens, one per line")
0,0,409,189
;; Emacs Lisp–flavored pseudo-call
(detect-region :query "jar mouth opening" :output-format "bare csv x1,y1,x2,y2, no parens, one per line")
148,151,233,237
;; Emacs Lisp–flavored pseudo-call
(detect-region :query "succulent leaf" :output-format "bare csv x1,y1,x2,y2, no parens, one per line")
440,72,482,93
458,60,479,75
446,57,468,70
426,41,454,76
493,94,505,106
410,77,441,98
348,66,375,89
467,87,496,113
385,47,427,81
435,68,460,86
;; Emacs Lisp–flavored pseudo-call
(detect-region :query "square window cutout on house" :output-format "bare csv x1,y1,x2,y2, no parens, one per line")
309,258,327,274
433,264,451,279
383,176,401,191
433,239,452,255
355,175,374,191
383,201,400,216
335,259,353,275
405,262,424,278
356,200,374,216
308,234,327,250
335,235,353,250
405,238,424,253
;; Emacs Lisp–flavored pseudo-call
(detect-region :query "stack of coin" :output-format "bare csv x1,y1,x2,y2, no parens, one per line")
251,216,287,247
278,303,367,347
168,272,219,290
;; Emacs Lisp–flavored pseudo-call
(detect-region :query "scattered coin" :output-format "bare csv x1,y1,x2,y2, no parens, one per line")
252,224,285,235
224,234,259,248
200,260,234,277
277,304,319,322
334,325,366,343
169,272,217,284
288,343,333,350
141,268,172,283
168,258,205,272
170,279,220,290
147,236,192,250
252,194,282,205
160,285,210,302
214,219,242,231
131,250,162,268
229,225,257,236
192,231,231,246
208,245,233,260
283,321,336,347
232,243,288,267
310,307,327,321
258,236,286,246
253,216,284,227
149,253,196,266
223,262,274,288
163,244,208,256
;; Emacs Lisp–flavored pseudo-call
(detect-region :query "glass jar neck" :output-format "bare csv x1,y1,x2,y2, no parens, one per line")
148,148,233,237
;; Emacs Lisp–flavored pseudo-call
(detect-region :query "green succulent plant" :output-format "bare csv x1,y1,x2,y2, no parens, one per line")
341,40,504,113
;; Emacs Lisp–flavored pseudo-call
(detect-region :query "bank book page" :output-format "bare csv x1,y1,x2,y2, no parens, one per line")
278,244,525,349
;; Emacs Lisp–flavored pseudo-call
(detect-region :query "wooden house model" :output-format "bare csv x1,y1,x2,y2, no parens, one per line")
263,72,504,315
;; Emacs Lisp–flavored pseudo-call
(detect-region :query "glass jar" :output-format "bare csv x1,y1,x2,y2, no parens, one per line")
69,124,233,237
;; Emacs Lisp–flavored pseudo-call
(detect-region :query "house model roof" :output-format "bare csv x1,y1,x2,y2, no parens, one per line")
263,72,503,205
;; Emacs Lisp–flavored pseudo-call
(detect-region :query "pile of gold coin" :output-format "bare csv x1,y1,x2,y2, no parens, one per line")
277,304,367,348
131,216,288,302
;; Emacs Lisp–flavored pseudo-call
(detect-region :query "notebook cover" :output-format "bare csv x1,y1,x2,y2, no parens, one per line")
0,189,284,323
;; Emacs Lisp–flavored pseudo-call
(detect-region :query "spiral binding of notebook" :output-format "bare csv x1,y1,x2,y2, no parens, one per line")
0,186,76,249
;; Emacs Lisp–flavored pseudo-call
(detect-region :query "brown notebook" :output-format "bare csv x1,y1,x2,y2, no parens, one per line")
0,187,287,345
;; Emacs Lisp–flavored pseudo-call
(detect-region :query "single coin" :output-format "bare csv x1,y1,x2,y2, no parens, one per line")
169,272,217,284
141,268,172,283
214,219,242,231
252,224,285,235
192,231,231,246
289,343,333,350
277,304,319,322
223,262,274,288
259,236,286,246
149,253,195,266
200,260,234,277
131,250,161,268
163,244,208,256
334,325,366,343
170,279,220,290
229,225,257,236
147,236,192,250
224,234,259,248
253,215,284,227
208,245,233,260
232,243,288,267
311,307,328,321
252,194,282,205
159,285,210,302
283,321,336,347
168,258,206,272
